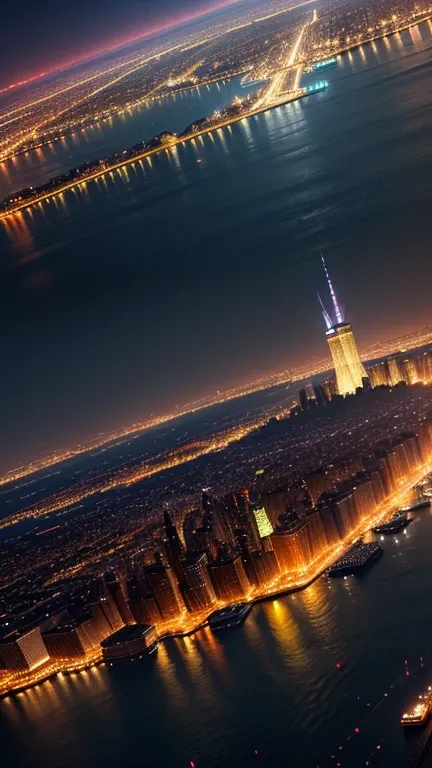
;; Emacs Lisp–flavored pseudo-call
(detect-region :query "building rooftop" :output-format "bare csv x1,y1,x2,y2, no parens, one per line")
101,624,153,647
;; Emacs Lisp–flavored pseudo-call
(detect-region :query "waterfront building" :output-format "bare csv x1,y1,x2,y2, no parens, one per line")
0,627,49,672
180,553,216,613
319,256,366,395
43,619,97,660
126,577,162,625
208,551,250,602
352,477,376,523
88,594,124,642
369,469,386,504
253,550,280,586
319,491,358,541
105,574,134,625
271,521,313,576
101,624,157,661
317,503,342,548
145,560,184,621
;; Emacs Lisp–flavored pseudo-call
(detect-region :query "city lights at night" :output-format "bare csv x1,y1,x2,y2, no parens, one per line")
3,0,432,766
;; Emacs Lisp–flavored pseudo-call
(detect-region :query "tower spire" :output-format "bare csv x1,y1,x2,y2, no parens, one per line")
321,254,343,325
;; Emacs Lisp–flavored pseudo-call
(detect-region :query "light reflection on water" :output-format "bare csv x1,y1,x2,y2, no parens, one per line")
3,511,432,768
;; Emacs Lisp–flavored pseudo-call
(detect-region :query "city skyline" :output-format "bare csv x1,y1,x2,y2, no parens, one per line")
4,2,432,767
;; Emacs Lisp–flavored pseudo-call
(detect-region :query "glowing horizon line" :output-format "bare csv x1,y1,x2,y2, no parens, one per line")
0,0,244,94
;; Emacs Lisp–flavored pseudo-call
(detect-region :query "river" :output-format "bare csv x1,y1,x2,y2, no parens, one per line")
2,23,432,469
3,24,432,766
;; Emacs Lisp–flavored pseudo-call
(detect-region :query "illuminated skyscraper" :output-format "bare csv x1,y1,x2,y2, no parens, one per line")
319,256,366,395
0,627,49,672
252,503,274,538
387,355,404,386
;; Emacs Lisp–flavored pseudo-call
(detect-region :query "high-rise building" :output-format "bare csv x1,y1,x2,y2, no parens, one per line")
126,577,162,625
252,503,274,538
43,619,97,660
0,627,49,671
298,388,310,411
183,509,202,551
105,574,134,625
164,509,184,582
367,362,389,388
145,559,184,621
318,256,366,395
400,356,419,386
263,491,287,528
420,350,432,383
180,553,216,613
387,355,404,386
231,490,261,552
208,550,250,602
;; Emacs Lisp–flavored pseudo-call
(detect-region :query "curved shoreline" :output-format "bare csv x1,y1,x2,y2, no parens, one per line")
0,88,304,220
1,13,431,221
2,460,430,700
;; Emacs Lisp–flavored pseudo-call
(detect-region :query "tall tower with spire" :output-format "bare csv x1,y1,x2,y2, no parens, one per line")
319,256,366,396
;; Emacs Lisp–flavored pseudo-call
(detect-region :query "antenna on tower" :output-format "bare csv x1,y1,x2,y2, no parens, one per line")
321,253,343,324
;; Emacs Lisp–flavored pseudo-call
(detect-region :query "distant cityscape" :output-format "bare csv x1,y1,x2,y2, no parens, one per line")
1,0,432,216
3,256,432,697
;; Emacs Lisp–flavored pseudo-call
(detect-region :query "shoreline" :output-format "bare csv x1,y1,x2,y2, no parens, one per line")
2,460,430,700
1,12,431,221
0,88,304,220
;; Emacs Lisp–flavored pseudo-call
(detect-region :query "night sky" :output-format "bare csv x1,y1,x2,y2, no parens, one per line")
1,4,432,473
0,0,241,88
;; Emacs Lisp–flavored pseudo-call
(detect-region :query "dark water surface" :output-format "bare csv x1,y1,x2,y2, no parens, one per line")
3,510,432,768
2,25,432,467
2,27,432,766
0,77,255,197
2,24,432,470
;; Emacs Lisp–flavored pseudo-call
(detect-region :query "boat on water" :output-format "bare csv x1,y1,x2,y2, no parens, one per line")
304,80,329,95
304,57,339,73
327,542,383,577
402,688,432,727
373,511,412,534
208,602,252,631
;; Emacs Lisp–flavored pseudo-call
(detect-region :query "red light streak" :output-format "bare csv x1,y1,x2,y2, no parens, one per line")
0,0,243,93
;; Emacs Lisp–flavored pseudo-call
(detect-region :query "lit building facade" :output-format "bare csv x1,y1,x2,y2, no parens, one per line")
0,627,49,672
252,504,274,538
208,554,250,602
326,323,366,395
319,256,366,395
